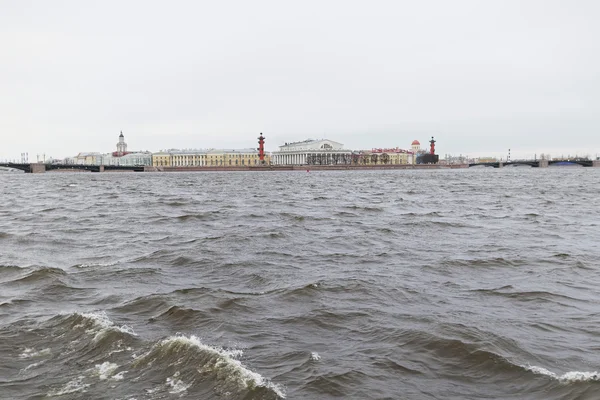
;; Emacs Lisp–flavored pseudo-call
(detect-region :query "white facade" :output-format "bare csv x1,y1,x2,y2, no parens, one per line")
116,132,128,155
102,152,152,166
411,140,421,154
171,149,209,167
65,152,102,165
271,139,351,165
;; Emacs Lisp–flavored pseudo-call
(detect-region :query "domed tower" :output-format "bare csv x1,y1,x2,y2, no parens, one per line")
411,140,420,153
116,131,128,156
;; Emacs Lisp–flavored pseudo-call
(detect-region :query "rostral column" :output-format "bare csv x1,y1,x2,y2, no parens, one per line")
258,133,266,164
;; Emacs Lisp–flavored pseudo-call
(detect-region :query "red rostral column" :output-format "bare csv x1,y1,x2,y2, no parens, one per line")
257,133,266,164
429,136,436,155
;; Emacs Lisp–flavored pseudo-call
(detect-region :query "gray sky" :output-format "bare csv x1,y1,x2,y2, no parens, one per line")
1,0,598,160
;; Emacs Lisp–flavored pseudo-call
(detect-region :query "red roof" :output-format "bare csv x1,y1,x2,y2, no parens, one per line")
411,140,420,145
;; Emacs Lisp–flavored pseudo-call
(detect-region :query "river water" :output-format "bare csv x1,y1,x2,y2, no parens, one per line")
0,167,599,400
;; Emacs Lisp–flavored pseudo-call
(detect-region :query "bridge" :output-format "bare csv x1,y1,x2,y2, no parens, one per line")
469,160,599,168
0,163,145,173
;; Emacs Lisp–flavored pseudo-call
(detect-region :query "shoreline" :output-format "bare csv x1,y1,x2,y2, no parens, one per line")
142,164,469,172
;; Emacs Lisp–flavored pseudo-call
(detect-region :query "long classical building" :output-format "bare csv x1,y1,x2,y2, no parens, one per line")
271,139,351,165
152,148,270,167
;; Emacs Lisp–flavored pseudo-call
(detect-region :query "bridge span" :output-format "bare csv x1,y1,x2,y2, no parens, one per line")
469,160,599,168
0,163,145,173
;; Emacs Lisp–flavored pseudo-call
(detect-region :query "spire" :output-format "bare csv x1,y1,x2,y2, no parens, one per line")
119,130,124,138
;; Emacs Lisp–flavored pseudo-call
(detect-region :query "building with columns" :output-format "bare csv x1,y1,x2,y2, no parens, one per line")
152,148,270,167
271,139,351,165
356,147,415,165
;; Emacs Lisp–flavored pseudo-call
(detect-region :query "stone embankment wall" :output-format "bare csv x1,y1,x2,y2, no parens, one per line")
144,164,468,172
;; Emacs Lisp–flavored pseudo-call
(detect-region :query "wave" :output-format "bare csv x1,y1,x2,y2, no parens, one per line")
175,212,221,222
165,201,188,207
471,286,582,305
45,311,137,346
133,335,285,398
148,305,210,325
72,261,118,269
443,257,525,268
524,365,600,383
92,361,123,380
279,212,306,221
72,311,136,339
2,266,67,285
47,376,90,396
343,205,384,212
400,211,443,217
19,347,52,359
20,310,283,398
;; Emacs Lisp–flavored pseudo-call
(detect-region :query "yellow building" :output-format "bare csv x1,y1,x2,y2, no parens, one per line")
152,152,172,167
357,148,414,165
219,149,271,166
152,148,270,167
70,152,102,165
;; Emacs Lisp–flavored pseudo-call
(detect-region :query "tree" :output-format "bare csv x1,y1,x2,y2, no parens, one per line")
371,154,379,164
380,153,390,164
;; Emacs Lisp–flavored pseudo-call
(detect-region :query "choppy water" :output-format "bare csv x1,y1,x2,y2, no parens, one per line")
1,167,599,400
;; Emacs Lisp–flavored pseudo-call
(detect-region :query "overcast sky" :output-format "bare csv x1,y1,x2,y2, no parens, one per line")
1,0,598,160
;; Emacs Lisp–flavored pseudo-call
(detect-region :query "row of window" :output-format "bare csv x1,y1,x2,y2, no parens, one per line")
154,159,265,166
161,154,261,159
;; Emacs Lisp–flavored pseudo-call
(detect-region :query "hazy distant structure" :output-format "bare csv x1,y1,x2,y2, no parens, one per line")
411,140,421,154
64,131,151,166
116,131,128,156
355,146,415,165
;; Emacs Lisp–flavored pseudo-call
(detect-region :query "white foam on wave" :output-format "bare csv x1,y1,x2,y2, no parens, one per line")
74,311,136,340
92,361,121,380
47,376,90,396
19,347,51,359
20,361,46,373
166,371,191,394
310,352,321,361
525,365,600,383
75,261,118,268
148,335,286,398
112,370,127,381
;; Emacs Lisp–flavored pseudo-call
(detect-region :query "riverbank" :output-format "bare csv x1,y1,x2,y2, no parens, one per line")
143,164,469,172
